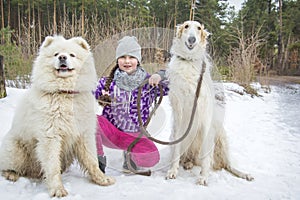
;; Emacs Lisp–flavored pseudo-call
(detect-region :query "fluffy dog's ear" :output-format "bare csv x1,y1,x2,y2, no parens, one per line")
41,36,55,48
71,37,90,51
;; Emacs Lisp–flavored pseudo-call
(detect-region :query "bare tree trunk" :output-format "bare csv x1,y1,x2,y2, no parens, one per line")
267,0,274,69
72,11,75,36
277,0,283,74
38,4,42,44
0,55,7,98
18,3,21,44
63,3,66,34
282,33,291,73
7,0,10,27
93,0,97,15
0,0,3,29
174,0,177,29
53,0,57,34
27,0,31,55
47,2,51,31
189,0,195,21
81,0,85,36
1,0,4,43
32,2,36,52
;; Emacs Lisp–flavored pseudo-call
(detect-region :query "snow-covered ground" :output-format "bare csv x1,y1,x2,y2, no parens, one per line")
0,82,300,200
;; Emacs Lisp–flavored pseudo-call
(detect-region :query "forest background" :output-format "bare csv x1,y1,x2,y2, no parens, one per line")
0,0,299,91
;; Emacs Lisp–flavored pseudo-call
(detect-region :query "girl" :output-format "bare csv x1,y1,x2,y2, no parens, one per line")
94,36,169,173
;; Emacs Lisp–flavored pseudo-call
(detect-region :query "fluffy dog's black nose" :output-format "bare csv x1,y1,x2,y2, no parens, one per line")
188,36,196,44
59,55,67,61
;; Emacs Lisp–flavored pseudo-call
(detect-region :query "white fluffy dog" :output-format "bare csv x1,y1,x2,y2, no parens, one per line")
166,21,254,185
0,35,115,197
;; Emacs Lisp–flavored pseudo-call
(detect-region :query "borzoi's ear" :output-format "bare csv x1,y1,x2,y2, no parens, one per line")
176,23,184,38
199,24,210,44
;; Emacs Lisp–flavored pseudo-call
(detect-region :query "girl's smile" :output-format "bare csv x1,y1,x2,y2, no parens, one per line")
118,55,138,74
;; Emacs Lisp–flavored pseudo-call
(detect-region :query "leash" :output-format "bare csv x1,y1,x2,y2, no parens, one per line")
124,79,164,176
126,61,207,176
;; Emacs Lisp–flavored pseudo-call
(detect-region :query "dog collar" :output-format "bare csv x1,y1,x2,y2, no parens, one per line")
176,55,193,61
58,90,80,94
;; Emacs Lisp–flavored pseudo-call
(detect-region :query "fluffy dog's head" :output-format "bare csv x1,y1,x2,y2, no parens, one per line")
31,35,97,92
171,21,210,60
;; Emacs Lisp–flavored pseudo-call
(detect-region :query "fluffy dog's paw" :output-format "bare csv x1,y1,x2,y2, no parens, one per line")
50,187,68,197
94,175,115,186
2,170,19,182
166,169,178,180
196,176,208,186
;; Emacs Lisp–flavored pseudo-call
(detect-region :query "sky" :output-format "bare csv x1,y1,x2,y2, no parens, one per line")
227,0,244,11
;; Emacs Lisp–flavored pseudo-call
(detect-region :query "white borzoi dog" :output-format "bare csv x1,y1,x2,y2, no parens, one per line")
0,36,115,197
166,21,254,185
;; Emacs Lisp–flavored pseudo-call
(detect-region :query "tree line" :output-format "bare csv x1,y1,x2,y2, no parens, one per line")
0,0,299,88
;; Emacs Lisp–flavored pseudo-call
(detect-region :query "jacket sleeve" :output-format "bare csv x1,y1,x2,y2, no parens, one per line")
93,77,106,100
149,79,169,97
158,79,169,96
146,70,168,96
155,69,167,81
151,69,168,96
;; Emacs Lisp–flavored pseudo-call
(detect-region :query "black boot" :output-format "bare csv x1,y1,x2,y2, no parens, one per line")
122,152,139,173
97,155,106,173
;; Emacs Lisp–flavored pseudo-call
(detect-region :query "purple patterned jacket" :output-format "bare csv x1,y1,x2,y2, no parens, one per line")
94,74,169,132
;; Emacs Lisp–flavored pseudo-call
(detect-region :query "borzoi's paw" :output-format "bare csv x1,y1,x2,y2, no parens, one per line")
244,174,254,181
166,169,178,179
2,170,20,182
50,186,68,197
196,176,208,186
183,161,194,170
93,175,115,186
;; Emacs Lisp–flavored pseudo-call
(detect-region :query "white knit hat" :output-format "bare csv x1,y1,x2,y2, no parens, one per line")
115,36,142,63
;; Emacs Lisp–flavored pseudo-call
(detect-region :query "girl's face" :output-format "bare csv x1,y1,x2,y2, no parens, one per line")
117,55,138,74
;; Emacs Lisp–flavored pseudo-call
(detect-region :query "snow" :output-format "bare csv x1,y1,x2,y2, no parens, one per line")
1,82,300,200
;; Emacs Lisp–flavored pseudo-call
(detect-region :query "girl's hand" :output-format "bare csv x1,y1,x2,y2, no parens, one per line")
148,74,162,86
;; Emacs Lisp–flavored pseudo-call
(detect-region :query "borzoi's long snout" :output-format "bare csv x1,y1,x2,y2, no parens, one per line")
188,36,196,45
185,28,198,50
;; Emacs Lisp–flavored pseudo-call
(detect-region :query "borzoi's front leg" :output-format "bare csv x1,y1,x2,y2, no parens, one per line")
166,97,183,180
196,155,211,186
196,128,214,186
166,143,181,179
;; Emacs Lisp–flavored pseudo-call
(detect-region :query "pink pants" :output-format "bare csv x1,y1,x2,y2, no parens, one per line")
96,115,159,167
